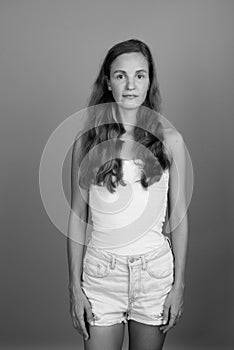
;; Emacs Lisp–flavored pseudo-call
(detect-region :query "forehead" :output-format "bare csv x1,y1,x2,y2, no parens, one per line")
110,52,148,72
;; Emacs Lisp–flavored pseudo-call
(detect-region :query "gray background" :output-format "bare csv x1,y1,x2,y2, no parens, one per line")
1,0,233,349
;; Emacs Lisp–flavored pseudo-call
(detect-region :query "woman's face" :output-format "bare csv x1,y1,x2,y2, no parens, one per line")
107,52,150,110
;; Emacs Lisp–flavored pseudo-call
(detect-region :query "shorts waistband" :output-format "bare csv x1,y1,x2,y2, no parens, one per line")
85,236,171,270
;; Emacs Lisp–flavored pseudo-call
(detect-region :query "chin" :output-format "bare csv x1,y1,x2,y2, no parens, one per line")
118,101,140,109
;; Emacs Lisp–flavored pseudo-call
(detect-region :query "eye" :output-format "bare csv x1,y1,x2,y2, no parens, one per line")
116,74,125,80
137,74,145,79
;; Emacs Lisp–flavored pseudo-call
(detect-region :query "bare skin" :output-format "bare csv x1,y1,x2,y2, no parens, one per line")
128,320,166,350
83,320,166,350
68,52,188,349
83,323,125,350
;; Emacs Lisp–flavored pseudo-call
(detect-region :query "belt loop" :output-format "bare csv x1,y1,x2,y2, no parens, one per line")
110,255,116,269
141,255,146,270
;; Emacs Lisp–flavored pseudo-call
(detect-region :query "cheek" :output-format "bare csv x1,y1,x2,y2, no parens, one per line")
142,80,150,91
139,84,148,96
140,83,149,97
111,86,123,99
113,83,122,91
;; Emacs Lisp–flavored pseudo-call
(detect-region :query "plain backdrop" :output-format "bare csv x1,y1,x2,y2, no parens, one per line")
1,1,233,349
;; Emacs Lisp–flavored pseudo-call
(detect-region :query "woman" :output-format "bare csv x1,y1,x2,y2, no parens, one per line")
67,38,188,350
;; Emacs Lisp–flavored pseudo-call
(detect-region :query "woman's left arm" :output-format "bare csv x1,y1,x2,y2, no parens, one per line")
160,129,189,333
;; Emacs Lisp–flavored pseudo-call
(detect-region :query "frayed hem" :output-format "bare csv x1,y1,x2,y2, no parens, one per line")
88,317,127,327
127,317,164,326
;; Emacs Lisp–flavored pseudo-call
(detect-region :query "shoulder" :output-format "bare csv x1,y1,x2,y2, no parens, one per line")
164,127,184,145
163,127,184,160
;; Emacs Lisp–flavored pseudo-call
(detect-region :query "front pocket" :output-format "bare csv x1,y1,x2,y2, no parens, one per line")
83,257,111,278
145,251,173,279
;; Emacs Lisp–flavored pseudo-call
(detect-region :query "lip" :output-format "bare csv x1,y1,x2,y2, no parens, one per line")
123,95,138,99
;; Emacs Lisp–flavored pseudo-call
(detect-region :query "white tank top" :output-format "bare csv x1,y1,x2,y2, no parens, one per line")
88,159,169,255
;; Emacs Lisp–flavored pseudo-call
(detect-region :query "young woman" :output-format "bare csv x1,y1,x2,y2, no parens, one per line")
67,38,188,350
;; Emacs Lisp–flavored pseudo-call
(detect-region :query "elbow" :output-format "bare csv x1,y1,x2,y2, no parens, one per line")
169,209,188,233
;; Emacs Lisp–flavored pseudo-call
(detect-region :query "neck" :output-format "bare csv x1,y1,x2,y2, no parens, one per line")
118,107,138,136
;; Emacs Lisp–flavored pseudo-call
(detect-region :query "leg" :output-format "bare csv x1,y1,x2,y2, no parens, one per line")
84,322,126,350
128,320,167,350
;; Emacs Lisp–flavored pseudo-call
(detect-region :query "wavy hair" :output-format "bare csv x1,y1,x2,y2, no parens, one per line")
77,38,172,193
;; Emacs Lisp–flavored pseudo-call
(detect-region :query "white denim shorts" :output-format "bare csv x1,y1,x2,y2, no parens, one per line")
80,236,174,327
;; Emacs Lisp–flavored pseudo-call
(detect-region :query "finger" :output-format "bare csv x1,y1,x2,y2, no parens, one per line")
71,315,84,338
74,309,89,340
161,313,177,333
173,316,180,326
78,317,89,341
174,310,183,324
70,307,78,327
70,309,82,332
176,311,182,321
72,318,82,334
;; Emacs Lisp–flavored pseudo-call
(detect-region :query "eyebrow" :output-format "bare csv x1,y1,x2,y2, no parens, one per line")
113,69,148,74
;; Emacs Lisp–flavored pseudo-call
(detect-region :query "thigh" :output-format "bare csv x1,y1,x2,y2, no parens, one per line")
84,323,125,350
127,240,174,326
128,320,166,350
81,247,129,326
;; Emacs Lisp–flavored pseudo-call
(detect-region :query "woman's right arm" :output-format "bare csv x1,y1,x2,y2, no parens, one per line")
67,193,88,294
66,134,94,341
67,134,88,293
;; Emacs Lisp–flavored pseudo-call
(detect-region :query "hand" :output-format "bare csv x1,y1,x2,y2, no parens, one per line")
68,285,95,341
159,285,184,333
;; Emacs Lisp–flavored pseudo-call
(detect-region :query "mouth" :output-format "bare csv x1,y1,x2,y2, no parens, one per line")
123,95,138,99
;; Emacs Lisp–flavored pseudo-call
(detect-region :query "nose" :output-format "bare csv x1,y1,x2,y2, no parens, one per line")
126,77,135,90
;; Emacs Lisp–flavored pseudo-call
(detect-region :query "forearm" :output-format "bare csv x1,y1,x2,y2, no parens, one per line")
170,213,189,289
67,210,87,292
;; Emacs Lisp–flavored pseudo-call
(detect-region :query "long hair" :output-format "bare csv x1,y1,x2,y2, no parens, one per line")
77,38,172,193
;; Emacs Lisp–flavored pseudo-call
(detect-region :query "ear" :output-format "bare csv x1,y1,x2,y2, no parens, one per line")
105,75,112,90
